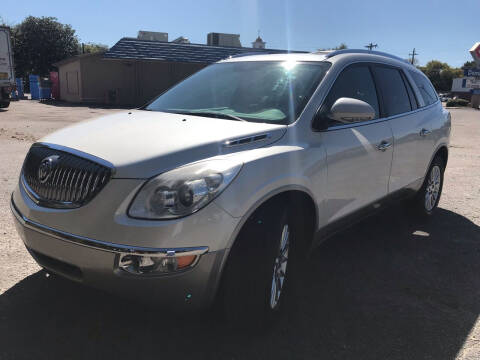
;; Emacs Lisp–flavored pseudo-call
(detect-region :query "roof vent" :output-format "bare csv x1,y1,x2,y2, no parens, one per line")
137,31,168,42
172,36,190,44
207,33,241,47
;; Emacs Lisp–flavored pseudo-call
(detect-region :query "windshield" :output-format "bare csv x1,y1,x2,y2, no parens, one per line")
145,61,331,125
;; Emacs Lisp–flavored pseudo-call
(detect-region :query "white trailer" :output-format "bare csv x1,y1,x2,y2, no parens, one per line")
0,26,15,108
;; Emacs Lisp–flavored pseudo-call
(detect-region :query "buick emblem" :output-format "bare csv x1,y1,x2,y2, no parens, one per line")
38,155,59,183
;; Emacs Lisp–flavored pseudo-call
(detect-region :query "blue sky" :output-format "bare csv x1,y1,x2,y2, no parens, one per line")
1,0,477,67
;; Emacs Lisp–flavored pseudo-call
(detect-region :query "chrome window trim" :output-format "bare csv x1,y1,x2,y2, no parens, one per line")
325,100,440,132
10,196,208,257
310,59,440,132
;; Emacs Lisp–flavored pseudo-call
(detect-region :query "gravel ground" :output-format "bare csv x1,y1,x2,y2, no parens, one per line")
0,100,479,359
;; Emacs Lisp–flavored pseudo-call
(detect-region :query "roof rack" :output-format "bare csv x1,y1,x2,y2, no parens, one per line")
228,52,266,59
228,50,298,59
317,49,409,63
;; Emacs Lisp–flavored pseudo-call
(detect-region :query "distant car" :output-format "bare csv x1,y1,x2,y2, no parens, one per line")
438,94,451,102
11,49,451,327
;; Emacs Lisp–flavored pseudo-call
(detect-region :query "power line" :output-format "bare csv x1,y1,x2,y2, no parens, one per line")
409,48,419,64
365,42,378,51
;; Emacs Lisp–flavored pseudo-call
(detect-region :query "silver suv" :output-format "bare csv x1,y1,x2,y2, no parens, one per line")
11,50,450,326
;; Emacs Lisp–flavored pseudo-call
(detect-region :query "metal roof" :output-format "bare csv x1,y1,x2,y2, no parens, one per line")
104,37,306,63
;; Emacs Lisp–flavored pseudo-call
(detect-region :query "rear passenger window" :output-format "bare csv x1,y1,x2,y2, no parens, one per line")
322,65,379,125
409,71,438,106
373,66,411,116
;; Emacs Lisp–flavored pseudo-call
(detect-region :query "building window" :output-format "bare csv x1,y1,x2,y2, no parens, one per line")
462,78,467,88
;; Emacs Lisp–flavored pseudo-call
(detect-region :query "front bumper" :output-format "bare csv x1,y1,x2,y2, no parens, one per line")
11,199,226,309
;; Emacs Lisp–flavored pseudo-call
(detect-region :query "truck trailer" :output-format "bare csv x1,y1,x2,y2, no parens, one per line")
0,26,15,109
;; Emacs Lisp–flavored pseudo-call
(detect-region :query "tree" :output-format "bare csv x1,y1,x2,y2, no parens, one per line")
318,43,347,51
12,16,79,77
419,60,463,92
462,60,476,70
81,42,109,54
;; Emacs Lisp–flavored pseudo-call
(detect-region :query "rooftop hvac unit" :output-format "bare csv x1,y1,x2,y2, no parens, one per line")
137,31,168,42
207,33,241,47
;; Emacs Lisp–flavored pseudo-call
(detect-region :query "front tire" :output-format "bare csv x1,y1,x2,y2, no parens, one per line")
412,155,445,216
221,203,299,328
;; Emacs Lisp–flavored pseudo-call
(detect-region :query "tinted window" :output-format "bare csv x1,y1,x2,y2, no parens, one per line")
409,71,438,106
322,65,379,125
374,66,411,116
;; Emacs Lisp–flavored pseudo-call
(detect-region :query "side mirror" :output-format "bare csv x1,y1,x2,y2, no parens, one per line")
329,97,375,124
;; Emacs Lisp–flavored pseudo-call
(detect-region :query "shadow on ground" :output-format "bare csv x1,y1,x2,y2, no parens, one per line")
1,206,480,359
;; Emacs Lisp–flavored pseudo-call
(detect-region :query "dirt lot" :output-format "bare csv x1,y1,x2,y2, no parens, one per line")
0,100,479,359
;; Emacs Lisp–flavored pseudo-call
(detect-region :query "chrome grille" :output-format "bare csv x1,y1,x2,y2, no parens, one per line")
21,145,112,208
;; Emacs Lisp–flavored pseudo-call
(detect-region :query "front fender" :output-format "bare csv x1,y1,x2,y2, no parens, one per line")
214,145,326,226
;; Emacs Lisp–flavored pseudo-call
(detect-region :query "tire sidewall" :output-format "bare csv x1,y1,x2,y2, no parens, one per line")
418,156,445,216
221,202,297,327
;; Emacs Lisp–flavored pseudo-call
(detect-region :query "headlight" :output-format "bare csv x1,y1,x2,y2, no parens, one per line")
128,160,242,219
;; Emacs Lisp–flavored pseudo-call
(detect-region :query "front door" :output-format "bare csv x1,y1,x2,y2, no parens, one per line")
318,64,394,223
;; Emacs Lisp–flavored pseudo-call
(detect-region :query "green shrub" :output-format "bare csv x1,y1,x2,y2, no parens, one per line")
446,98,469,107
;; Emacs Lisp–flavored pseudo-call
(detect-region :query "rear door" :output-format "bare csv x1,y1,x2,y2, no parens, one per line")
321,63,394,223
372,65,435,192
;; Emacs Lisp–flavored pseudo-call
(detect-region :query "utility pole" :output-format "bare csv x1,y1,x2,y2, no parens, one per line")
409,48,419,65
365,42,378,51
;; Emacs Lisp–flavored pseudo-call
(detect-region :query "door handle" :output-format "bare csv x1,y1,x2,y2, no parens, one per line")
377,140,392,152
420,128,431,137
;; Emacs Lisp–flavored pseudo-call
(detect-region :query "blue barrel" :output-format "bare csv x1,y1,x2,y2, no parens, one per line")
29,75,40,100
39,78,51,100
16,78,24,98
39,87,51,99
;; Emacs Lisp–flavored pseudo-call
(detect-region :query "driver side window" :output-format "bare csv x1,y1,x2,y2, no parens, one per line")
322,64,380,126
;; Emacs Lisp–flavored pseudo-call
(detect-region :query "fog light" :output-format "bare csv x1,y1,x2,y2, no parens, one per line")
118,253,198,275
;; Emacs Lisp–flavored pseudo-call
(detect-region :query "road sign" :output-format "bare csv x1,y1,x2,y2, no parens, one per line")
464,68,480,77
470,43,480,66
466,78,480,89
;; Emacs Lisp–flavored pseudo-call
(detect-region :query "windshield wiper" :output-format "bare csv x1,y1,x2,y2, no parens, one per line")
173,111,247,122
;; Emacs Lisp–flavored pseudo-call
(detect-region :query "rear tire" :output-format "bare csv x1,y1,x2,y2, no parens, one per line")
221,202,302,329
412,155,445,217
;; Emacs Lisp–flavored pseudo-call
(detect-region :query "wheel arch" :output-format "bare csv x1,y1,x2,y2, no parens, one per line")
211,187,318,303
435,145,448,167
425,144,448,176
225,186,319,251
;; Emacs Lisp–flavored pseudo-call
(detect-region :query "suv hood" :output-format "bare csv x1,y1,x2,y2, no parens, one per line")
39,110,287,178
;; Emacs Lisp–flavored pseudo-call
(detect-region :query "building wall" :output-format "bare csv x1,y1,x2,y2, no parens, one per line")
451,77,472,101
135,61,207,105
80,57,136,105
451,77,470,92
58,60,82,102
58,57,207,106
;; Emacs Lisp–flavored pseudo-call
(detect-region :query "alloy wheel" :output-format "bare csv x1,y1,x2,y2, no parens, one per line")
270,223,290,309
425,165,441,211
